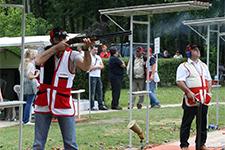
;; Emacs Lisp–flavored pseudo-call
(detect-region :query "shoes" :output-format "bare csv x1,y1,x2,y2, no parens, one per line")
200,145,209,150
90,108,98,111
127,103,134,109
137,103,142,109
23,121,34,125
111,106,122,110
151,104,161,108
99,105,108,110
181,147,188,150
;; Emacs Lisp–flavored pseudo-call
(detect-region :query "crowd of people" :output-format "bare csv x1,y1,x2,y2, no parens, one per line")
0,27,213,150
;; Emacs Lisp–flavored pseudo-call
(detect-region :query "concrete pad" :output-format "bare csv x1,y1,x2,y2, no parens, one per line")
0,120,18,128
146,129,225,150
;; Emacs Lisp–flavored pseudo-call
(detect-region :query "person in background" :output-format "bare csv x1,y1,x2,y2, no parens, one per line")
0,78,16,121
20,49,39,124
89,46,108,110
146,48,161,108
162,50,171,58
33,27,92,150
176,44,211,150
127,47,146,109
108,48,126,110
173,50,183,59
0,79,5,103
100,44,110,58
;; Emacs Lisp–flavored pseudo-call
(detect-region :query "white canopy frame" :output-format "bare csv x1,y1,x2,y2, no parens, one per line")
183,16,225,80
99,1,211,148
0,1,25,150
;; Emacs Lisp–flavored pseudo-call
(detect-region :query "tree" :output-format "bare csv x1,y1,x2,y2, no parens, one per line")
0,0,51,37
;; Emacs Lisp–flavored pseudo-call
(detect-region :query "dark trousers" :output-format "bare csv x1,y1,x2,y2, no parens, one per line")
110,77,122,108
180,101,208,149
90,77,103,109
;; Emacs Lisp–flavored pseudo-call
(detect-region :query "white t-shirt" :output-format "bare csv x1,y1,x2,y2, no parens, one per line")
176,58,212,82
89,54,103,77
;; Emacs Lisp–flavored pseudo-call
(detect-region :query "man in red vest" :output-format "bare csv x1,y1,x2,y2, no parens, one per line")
33,27,92,150
176,44,212,150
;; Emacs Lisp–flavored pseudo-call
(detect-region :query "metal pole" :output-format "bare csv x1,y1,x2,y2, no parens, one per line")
26,0,30,13
128,15,133,148
145,15,151,144
19,0,26,149
216,87,219,127
216,25,220,127
88,73,91,118
216,25,220,79
206,25,210,67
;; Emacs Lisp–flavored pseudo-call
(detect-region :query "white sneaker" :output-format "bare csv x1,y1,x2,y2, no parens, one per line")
24,122,34,125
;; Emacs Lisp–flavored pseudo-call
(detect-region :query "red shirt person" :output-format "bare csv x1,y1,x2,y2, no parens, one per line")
100,44,110,58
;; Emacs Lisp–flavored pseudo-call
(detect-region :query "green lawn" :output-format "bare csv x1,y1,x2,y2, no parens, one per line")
105,86,225,107
0,86,225,149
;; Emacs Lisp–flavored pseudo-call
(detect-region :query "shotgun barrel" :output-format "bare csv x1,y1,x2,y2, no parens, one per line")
66,30,131,45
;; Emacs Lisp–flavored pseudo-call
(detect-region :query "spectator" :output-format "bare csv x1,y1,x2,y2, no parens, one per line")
162,50,171,58
89,47,108,110
0,79,5,103
33,27,92,150
146,48,161,108
100,44,110,58
19,49,39,124
108,48,126,110
0,78,16,121
173,50,183,59
176,44,212,150
127,47,146,109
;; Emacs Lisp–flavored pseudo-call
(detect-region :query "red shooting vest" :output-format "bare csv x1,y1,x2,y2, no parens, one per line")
34,48,76,116
183,61,211,107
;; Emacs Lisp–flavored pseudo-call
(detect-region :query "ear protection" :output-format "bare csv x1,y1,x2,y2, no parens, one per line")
186,50,191,58
186,44,192,58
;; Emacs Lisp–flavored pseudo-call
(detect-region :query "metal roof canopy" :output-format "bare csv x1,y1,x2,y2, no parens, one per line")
99,1,211,148
99,1,211,16
183,16,225,80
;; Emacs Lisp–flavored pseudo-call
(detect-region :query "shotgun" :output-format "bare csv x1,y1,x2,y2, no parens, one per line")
66,30,131,45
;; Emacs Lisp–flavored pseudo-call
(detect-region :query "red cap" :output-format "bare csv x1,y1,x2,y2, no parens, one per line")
149,48,152,54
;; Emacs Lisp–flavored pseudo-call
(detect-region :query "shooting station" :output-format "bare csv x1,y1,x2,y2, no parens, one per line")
99,1,211,149
183,16,225,130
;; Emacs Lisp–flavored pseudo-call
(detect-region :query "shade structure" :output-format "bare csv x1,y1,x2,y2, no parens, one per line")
99,1,211,148
0,34,79,47
183,16,225,79
99,1,211,16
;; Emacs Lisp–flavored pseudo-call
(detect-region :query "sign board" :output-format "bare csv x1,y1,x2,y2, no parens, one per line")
154,37,160,54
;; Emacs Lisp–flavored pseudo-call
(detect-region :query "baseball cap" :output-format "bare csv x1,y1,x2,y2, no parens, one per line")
136,47,144,53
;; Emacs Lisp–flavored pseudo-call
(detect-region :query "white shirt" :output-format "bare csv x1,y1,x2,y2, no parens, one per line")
176,58,212,82
54,51,82,67
89,54,103,77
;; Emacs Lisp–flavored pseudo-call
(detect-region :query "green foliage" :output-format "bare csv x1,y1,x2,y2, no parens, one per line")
158,58,185,86
0,7,51,37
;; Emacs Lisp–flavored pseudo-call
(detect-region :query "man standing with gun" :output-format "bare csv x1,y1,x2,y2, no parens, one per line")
33,27,93,150
176,44,212,150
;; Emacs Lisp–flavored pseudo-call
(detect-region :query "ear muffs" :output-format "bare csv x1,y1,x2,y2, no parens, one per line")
186,50,191,58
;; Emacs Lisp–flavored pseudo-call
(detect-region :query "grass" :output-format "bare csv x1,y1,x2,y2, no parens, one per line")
105,86,225,107
0,86,225,149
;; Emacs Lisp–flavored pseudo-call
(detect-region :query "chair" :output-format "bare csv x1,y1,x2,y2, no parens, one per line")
13,85,20,99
